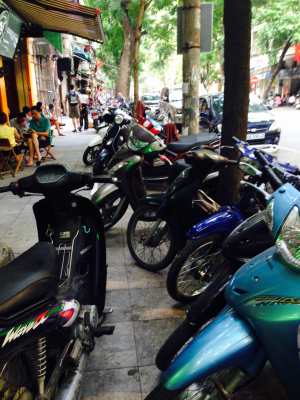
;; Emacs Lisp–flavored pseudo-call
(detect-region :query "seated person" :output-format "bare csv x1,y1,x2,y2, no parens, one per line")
0,112,23,161
29,107,55,163
11,112,37,167
47,104,64,136
22,106,32,124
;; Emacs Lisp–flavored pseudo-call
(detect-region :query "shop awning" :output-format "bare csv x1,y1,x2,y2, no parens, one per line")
5,0,105,43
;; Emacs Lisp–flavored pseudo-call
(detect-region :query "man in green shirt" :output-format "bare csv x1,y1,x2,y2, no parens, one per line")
29,107,55,163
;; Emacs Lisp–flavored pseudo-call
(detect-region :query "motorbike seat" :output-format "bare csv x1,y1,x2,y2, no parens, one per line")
186,149,233,169
0,242,58,318
167,132,218,154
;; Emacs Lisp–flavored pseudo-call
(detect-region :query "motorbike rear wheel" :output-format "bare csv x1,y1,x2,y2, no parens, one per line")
127,205,179,271
167,234,231,304
83,145,102,166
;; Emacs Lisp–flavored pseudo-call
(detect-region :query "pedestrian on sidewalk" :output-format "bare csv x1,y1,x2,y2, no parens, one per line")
79,92,89,131
65,85,81,132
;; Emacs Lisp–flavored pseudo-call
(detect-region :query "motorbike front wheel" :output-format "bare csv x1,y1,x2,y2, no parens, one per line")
127,205,179,271
145,369,246,400
97,190,129,231
167,234,231,304
83,145,102,166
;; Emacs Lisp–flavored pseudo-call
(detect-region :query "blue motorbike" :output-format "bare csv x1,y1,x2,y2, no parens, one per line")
147,160,300,399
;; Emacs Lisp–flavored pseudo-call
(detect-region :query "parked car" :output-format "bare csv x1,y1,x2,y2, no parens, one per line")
200,93,281,145
141,94,160,112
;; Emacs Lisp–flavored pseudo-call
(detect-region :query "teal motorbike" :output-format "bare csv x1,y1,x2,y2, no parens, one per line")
146,165,300,398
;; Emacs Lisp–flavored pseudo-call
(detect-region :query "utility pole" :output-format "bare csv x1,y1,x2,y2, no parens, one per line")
182,0,201,135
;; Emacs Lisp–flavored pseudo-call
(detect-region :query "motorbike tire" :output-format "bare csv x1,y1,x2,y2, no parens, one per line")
127,205,179,272
83,145,101,166
167,234,231,304
145,375,229,400
97,190,129,232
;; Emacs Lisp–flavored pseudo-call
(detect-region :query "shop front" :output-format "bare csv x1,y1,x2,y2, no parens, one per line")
0,0,104,117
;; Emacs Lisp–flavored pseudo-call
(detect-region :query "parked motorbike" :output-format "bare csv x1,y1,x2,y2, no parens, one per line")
166,141,300,303
83,107,132,167
147,173,300,399
0,164,116,400
82,124,109,166
126,149,238,272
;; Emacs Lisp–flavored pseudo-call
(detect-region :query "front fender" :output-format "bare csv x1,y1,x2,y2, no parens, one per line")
162,308,265,392
187,206,244,240
91,183,118,205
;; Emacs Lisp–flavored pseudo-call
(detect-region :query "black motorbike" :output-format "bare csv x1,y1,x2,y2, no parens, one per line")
126,150,235,272
0,164,116,399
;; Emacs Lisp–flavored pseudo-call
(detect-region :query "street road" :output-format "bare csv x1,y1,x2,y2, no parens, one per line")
272,107,300,166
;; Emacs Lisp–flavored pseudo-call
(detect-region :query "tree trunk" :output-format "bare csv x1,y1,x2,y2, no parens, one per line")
115,3,134,98
262,38,292,100
217,0,252,205
133,0,151,112
182,0,201,135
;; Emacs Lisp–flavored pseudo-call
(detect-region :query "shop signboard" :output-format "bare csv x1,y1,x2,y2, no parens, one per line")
0,1,22,59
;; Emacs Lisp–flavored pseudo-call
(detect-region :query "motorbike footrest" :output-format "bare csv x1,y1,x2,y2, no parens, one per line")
94,325,115,337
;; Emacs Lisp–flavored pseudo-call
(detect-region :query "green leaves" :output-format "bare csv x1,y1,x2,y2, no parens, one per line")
254,0,300,64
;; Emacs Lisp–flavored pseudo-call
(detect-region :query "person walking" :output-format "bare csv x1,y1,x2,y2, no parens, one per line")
79,92,89,131
65,85,81,132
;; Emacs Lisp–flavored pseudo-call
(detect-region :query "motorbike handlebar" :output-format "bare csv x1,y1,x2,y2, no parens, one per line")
254,150,283,190
0,173,118,198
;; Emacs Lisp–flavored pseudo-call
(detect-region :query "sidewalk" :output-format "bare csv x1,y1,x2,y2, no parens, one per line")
0,124,184,399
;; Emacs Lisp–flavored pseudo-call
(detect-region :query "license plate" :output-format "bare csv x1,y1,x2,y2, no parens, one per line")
247,132,265,140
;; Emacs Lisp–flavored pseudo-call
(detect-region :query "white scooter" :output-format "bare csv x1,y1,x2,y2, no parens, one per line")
82,124,108,166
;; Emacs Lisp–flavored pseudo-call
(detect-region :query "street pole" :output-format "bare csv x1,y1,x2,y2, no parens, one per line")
182,0,201,135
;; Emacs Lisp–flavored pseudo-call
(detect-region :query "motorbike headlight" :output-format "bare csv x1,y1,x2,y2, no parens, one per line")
277,206,300,269
264,198,274,231
217,123,222,133
115,114,124,125
268,121,280,131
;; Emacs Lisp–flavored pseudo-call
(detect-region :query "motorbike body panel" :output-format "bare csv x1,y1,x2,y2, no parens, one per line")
187,206,244,241
226,247,300,399
0,300,77,359
92,183,118,205
162,308,265,391
33,194,107,314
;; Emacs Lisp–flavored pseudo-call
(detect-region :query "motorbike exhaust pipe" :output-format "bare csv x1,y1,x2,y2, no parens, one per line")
55,352,88,400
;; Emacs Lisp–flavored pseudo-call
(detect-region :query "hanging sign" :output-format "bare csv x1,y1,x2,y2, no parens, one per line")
0,2,22,59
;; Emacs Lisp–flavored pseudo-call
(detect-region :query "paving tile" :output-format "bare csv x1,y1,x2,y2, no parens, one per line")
88,322,137,370
134,319,182,366
130,287,185,321
126,263,168,289
139,365,161,398
81,368,141,400
106,289,131,311
107,266,129,290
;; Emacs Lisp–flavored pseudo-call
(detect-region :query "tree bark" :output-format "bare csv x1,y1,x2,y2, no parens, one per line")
182,0,201,135
115,1,134,98
133,0,151,111
262,38,292,100
217,0,252,204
